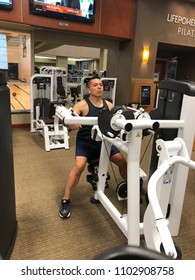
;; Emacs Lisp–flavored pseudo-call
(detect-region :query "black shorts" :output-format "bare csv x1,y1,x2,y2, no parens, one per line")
75,138,120,161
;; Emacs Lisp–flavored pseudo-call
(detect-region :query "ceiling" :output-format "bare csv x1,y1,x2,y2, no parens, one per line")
157,42,195,57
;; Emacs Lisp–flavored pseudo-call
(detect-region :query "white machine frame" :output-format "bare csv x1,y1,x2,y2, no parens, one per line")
30,73,69,152
144,137,195,257
55,80,195,258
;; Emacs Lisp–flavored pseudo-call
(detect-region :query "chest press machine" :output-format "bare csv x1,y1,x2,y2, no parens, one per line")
55,79,195,259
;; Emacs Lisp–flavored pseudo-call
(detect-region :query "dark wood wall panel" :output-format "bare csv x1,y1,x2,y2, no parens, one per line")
0,0,22,23
100,0,135,39
0,0,135,40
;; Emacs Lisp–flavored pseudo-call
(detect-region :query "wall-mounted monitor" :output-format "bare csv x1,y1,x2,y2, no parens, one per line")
30,0,95,24
140,85,151,106
0,0,13,10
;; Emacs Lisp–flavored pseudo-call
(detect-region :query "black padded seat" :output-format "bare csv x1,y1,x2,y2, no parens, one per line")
43,101,65,124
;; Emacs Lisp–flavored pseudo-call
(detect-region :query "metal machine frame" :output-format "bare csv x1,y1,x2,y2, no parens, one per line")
30,72,69,152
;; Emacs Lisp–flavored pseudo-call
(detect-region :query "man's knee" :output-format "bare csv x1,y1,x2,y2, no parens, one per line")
74,161,87,174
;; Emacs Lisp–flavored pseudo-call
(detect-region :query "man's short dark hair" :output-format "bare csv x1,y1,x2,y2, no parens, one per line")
87,76,101,87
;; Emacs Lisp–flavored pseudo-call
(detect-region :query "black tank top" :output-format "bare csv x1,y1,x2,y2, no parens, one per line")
76,97,109,141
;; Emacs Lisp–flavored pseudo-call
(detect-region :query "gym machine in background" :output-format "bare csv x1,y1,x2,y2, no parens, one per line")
0,72,17,259
30,67,69,152
55,79,195,259
80,76,117,104
39,66,67,101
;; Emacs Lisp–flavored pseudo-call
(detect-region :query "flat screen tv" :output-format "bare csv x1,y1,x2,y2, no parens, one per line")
0,0,13,10
30,0,95,24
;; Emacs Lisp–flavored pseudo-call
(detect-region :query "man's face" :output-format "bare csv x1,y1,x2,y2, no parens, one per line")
88,79,103,97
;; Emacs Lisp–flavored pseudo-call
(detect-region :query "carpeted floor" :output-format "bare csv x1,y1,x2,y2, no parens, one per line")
10,127,195,260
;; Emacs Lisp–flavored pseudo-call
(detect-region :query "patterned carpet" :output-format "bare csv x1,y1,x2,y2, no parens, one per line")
10,128,195,260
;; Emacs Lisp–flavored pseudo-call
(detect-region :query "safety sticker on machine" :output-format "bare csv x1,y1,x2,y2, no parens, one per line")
163,166,173,184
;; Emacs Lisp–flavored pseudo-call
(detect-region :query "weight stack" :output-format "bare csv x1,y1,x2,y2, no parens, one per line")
0,72,17,259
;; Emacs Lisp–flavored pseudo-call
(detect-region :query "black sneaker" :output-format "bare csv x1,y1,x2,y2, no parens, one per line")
59,199,71,218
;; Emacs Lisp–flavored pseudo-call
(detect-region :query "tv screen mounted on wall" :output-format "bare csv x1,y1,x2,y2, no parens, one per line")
0,0,13,10
30,0,95,24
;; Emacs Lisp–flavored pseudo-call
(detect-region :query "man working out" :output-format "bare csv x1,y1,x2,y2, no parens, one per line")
59,76,127,218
